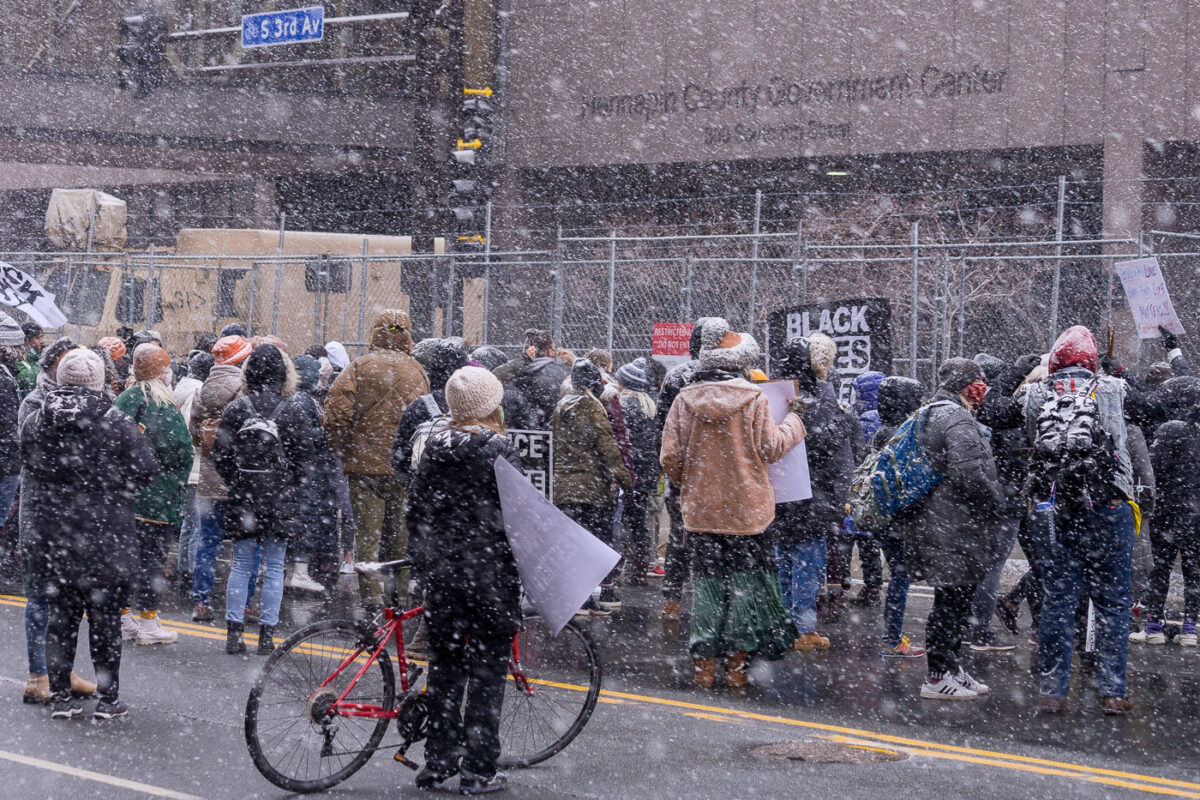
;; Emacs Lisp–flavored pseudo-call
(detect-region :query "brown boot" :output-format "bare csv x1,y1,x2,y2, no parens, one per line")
70,671,97,697
693,657,716,689
1101,696,1133,716
660,601,681,621
23,674,49,705
792,632,831,651
724,651,749,688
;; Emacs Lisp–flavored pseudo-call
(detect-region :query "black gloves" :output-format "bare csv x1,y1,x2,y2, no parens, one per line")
992,354,1042,396
1160,325,1180,352
1100,354,1124,377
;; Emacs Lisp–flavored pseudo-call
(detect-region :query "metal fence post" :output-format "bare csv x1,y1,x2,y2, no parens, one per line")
272,213,285,336
551,225,564,342
358,239,368,344
606,230,616,352
910,221,919,379
147,244,157,327
749,189,761,329
958,257,966,357
446,257,457,337
482,201,492,344
248,263,257,334
430,257,440,337
790,220,803,306
1049,175,1066,344
682,256,693,321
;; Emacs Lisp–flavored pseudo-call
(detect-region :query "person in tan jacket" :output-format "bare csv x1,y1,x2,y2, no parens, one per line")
660,318,806,689
324,310,429,612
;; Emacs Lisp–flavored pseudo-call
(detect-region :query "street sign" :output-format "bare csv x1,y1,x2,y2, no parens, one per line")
652,322,694,357
242,6,324,48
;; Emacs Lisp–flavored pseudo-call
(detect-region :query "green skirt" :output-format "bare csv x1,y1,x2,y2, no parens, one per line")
688,533,797,659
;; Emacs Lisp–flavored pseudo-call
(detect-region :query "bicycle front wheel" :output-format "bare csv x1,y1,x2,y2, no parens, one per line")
245,619,395,793
498,613,601,768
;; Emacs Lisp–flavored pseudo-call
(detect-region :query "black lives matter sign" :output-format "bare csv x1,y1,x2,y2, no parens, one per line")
767,299,892,402
508,429,553,500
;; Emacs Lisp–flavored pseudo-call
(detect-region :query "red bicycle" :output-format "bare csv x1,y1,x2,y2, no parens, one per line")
244,559,602,793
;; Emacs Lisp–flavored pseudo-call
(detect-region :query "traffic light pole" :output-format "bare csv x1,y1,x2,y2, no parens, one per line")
482,201,492,344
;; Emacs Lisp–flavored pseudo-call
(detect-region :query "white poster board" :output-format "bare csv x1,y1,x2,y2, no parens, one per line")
494,456,620,634
756,381,813,504
1114,257,1185,339
0,261,67,329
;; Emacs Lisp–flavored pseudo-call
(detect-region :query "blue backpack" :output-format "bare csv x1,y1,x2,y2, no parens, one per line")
849,401,952,530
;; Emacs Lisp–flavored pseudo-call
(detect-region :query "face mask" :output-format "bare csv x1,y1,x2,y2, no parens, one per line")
964,381,988,411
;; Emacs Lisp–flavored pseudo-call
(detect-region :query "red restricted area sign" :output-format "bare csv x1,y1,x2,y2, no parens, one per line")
652,323,694,357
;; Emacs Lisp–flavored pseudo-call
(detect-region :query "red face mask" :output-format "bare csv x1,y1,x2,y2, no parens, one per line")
964,381,988,411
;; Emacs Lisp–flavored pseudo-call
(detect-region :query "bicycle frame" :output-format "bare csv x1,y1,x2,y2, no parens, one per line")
320,607,424,721
315,608,537,723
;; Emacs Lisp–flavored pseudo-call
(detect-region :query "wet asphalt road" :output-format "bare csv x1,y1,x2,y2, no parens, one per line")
2,569,1200,800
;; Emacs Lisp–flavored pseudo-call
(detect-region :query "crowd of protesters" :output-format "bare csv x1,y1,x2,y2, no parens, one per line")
3,303,1197,791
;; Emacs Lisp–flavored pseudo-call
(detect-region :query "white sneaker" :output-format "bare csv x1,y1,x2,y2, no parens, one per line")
1180,633,1198,647
1130,628,1167,645
136,615,178,646
120,612,139,642
921,674,979,700
287,563,324,594
955,668,990,695
339,559,355,574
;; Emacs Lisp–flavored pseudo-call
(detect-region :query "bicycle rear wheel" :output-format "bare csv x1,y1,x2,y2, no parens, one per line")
498,613,601,768
245,619,395,793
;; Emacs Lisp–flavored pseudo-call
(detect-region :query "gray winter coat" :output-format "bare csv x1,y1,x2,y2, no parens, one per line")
897,390,1003,587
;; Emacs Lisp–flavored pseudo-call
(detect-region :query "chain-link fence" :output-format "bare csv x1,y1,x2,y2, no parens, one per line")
8,223,1197,380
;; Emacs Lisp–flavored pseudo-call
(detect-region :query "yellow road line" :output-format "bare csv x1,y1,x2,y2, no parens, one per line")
3,592,1195,796
0,747,203,799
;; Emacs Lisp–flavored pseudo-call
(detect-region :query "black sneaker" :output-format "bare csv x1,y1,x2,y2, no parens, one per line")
597,587,621,612
93,699,129,720
50,696,83,719
995,599,1021,636
416,766,457,791
458,770,506,795
968,630,1016,652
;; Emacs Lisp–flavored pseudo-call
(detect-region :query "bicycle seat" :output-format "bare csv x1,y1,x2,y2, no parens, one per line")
353,559,412,577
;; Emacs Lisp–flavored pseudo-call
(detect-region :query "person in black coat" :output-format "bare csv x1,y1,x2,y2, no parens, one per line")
768,334,856,646
21,348,158,719
405,366,522,794
290,354,342,594
501,332,570,431
870,376,927,657
391,339,470,485
1140,377,1200,644
614,357,660,583
213,344,317,654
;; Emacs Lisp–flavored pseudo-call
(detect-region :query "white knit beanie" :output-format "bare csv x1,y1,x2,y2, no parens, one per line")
445,366,504,423
56,348,105,392
808,333,838,380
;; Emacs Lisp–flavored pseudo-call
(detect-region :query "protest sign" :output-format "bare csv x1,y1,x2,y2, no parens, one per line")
757,380,813,504
508,429,553,499
494,456,620,634
1114,257,1185,339
0,261,67,329
767,299,892,404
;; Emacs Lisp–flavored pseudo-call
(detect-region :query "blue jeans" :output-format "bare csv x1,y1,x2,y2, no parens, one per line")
776,538,826,635
25,592,48,674
878,535,910,647
226,538,286,627
177,487,199,574
0,473,19,522
1035,500,1134,699
192,499,226,605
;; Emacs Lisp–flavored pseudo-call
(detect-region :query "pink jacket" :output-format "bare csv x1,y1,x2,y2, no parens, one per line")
660,377,805,535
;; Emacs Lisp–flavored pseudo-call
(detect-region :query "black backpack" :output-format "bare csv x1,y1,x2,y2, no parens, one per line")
1031,375,1118,507
233,399,288,492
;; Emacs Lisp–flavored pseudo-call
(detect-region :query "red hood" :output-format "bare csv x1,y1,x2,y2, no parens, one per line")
1048,325,1099,373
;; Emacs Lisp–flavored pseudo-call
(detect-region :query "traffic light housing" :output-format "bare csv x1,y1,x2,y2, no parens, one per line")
118,13,168,96
448,88,495,250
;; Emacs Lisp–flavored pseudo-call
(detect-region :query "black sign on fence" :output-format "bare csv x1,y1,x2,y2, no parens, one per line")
767,298,893,404
508,429,554,500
